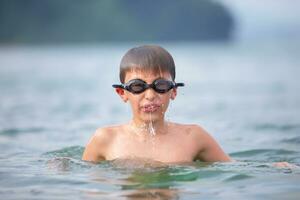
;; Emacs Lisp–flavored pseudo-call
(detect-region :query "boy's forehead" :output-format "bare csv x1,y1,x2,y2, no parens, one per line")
124,69,172,81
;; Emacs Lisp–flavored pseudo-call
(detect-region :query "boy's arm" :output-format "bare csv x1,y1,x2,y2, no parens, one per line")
193,126,298,167
195,126,232,162
82,128,108,162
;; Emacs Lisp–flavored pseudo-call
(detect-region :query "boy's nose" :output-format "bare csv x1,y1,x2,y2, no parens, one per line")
144,88,156,100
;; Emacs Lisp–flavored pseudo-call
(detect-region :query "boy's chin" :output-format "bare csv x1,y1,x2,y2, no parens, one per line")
140,112,163,123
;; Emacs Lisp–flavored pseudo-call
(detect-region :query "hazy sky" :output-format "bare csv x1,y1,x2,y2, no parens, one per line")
220,0,300,41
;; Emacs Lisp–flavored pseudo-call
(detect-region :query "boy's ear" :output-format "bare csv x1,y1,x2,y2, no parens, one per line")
170,88,177,100
115,88,128,103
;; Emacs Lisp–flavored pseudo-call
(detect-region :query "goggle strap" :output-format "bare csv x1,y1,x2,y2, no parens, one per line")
112,84,124,89
175,83,184,87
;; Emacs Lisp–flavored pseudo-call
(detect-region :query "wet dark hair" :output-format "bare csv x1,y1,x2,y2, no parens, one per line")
119,45,176,83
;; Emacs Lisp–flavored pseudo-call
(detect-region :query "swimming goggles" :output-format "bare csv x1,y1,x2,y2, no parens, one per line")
112,78,184,94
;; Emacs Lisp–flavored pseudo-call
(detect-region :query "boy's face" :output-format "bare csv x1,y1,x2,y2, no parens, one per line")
116,70,177,124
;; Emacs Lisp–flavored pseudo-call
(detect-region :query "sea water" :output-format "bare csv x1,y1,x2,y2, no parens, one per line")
0,42,300,199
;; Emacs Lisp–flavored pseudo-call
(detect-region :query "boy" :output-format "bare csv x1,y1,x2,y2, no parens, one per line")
82,45,231,163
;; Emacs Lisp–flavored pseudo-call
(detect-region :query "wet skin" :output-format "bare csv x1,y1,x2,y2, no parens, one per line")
82,70,232,163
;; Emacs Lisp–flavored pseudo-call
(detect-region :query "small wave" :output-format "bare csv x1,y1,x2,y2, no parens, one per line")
224,174,253,182
253,123,300,131
230,149,297,157
43,145,84,160
43,146,92,172
0,127,45,136
281,136,300,144
46,156,89,171
230,149,298,162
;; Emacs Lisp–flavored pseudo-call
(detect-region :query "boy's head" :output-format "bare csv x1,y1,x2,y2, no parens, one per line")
119,45,176,83
114,45,183,125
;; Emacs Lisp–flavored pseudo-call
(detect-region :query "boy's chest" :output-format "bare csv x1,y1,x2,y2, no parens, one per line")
106,135,199,163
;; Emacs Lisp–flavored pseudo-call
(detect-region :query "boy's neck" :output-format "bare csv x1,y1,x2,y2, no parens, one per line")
130,118,168,136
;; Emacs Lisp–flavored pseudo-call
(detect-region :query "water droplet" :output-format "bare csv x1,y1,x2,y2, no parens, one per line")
148,113,156,136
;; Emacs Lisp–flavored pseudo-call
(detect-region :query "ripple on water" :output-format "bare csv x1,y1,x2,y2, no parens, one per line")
43,146,92,172
231,149,297,157
253,123,300,131
0,127,45,136
230,148,299,163
41,146,300,193
223,174,253,182
281,136,300,144
119,163,228,190
44,146,84,159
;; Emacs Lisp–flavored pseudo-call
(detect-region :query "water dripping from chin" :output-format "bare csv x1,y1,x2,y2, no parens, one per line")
148,112,156,136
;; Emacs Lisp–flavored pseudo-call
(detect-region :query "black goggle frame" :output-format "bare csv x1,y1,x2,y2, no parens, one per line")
112,78,184,94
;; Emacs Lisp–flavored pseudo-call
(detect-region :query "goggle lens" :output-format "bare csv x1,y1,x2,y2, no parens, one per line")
128,80,147,93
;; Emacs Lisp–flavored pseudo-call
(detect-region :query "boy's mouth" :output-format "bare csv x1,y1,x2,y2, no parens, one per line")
141,104,161,113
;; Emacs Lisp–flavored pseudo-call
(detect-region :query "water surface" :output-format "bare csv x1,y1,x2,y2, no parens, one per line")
0,42,299,199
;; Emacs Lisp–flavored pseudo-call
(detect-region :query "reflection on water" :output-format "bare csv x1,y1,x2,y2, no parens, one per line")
40,146,299,199
122,188,179,200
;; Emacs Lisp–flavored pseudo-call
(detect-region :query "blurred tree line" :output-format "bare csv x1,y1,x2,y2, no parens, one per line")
0,0,234,44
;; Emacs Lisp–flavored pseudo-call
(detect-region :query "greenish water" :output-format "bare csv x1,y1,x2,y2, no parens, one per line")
0,42,300,199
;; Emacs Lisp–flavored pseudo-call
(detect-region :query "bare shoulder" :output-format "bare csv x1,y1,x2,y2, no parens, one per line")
178,123,218,145
90,124,127,146
93,126,117,140
189,124,212,139
82,124,125,162
170,122,231,162
174,123,232,162
170,122,209,138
